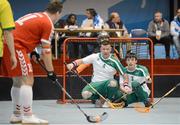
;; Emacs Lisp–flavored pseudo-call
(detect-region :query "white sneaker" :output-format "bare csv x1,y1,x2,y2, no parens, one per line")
102,101,110,108
22,115,48,124
95,99,103,108
10,114,22,124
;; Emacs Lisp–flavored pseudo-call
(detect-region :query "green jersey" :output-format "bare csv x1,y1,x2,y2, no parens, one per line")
119,65,150,95
82,53,125,82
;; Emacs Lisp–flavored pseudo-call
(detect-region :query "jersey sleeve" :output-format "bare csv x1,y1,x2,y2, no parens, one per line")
139,65,150,77
82,53,97,64
119,75,124,85
112,57,126,75
0,0,15,30
40,20,54,45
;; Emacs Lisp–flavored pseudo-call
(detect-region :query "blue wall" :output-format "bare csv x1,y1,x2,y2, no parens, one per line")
9,0,170,31
9,0,175,58
108,0,170,31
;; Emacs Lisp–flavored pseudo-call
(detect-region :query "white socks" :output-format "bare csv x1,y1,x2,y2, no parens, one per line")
11,87,21,115
20,85,33,116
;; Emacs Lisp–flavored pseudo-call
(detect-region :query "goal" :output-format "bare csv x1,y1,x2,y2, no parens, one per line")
59,37,154,103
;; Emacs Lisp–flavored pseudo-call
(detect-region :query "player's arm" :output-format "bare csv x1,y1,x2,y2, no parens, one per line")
119,73,132,94
4,30,17,69
1,1,17,69
141,65,152,84
41,43,54,72
66,53,96,71
115,59,129,84
66,59,83,71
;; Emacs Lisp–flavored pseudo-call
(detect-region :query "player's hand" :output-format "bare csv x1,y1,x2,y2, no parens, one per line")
30,51,40,63
146,77,152,84
120,83,132,94
47,71,57,82
10,55,17,70
66,63,74,71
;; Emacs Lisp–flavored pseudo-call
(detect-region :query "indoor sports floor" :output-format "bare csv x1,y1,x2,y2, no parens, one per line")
0,98,179,125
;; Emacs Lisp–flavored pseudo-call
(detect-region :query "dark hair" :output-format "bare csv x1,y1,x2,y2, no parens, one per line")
45,0,63,14
86,8,97,17
125,51,137,60
66,13,77,25
100,40,111,46
97,32,110,45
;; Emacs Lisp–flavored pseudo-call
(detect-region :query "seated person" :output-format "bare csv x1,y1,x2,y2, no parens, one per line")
80,8,104,57
147,11,171,58
64,13,79,58
170,8,180,58
106,12,128,37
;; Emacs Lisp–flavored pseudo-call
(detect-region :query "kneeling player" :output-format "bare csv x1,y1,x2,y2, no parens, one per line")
119,52,152,107
67,32,128,107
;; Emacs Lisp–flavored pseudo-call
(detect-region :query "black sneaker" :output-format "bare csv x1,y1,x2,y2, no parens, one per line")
144,100,152,107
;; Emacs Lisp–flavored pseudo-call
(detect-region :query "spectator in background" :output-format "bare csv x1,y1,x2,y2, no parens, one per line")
0,0,17,69
81,8,104,30
106,12,129,58
80,8,104,57
170,8,180,58
64,13,79,58
106,12,128,37
51,19,66,58
147,11,171,58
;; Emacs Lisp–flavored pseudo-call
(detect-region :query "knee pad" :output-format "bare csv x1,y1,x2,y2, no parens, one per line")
108,80,118,87
82,91,92,99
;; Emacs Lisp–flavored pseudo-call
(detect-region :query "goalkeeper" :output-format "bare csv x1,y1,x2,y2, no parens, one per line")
119,51,152,107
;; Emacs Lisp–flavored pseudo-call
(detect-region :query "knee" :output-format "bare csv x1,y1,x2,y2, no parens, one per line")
21,76,34,86
81,91,92,99
12,77,22,88
108,80,118,87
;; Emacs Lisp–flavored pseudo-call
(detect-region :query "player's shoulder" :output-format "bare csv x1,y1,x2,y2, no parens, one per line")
110,54,121,63
93,53,100,58
86,53,99,58
1,0,9,6
136,64,148,71
36,12,53,28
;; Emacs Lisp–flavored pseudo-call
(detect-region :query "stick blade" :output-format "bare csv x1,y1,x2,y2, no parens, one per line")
133,103,151,113
87,112,108,123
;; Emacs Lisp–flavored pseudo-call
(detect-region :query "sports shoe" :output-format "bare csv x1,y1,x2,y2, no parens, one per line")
144,100,152,107
95,99,103,108
22,115,48,124
10,114,22,124
102,101,109,108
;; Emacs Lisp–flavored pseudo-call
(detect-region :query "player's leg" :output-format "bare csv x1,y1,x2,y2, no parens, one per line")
120,81,149,107
16,50,48,124
10,77,22,124
105,79,123,101
131,81,150,107
81,81,108,107
19,75,48,124
2,46,48,124
2,45,23,123
81,81,105,101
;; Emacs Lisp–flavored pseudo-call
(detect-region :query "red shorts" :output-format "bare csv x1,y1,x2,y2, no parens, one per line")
2,44,33,77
